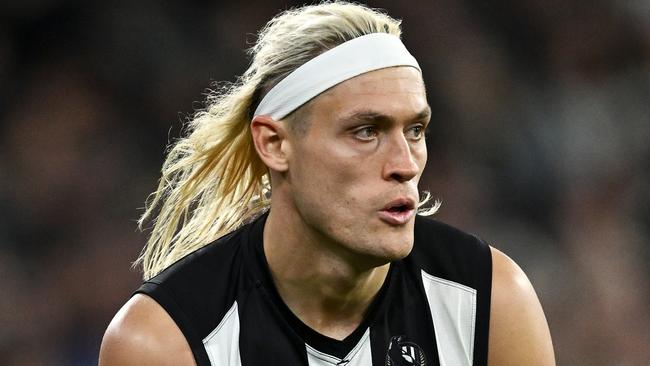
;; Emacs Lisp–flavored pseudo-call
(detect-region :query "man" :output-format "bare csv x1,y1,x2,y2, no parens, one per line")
100,2,555,365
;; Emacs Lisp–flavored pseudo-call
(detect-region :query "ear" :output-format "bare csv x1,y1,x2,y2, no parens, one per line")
251,115,290,172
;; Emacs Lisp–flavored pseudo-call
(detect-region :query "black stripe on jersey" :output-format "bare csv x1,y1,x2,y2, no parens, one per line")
238,216,309,364
368,261,441,366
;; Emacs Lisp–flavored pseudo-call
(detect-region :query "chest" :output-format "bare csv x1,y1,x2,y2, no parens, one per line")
201,269,479,366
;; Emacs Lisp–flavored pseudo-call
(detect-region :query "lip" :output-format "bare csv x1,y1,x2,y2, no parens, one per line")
378,197,416,226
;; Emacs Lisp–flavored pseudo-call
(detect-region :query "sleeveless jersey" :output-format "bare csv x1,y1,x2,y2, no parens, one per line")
135,212,492,366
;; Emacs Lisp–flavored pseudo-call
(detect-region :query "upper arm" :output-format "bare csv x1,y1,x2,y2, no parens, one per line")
99,294,195,366
488,247,555,366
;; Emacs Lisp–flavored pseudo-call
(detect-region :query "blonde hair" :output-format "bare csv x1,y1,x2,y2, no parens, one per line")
136,1,439,280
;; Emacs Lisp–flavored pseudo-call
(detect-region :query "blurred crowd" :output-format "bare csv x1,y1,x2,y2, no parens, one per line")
1,1,648,365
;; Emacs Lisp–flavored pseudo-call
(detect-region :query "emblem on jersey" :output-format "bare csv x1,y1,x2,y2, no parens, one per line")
385,335,426,366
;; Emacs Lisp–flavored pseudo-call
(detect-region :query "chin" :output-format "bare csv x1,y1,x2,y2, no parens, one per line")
367,235,414,263
386,241,414,261
381,224,415,257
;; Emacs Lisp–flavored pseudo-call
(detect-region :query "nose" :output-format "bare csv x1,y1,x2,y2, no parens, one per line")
382,133,421,183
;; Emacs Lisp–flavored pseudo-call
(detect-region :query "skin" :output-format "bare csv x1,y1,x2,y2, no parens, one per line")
99,67,555,365
257,67,429,338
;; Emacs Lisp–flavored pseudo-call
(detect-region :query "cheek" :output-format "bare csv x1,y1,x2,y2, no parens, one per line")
289,158,364,240
291,145,372,217
295,141,366,186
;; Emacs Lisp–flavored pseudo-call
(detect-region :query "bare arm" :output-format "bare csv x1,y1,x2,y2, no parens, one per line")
488,247,555,366
99,294,195,366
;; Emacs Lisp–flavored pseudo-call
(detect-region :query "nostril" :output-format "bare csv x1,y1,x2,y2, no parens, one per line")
390,172,413,183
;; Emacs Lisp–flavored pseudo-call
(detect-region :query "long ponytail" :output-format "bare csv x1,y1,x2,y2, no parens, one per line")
135,1,439,280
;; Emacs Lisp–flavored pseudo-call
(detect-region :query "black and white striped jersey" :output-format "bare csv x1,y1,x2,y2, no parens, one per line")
135,212,492,366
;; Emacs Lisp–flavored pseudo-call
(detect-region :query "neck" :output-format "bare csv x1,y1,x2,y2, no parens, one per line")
263,203,390,340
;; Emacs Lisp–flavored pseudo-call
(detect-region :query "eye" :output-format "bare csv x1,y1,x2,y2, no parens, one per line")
353,125,378,140
406,124,425,141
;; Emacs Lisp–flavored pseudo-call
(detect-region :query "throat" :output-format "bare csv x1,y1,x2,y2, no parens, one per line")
305,315,364,341
261,206,391,340
274,264,389,339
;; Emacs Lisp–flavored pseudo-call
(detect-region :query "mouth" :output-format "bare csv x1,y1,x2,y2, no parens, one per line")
378,197,416,225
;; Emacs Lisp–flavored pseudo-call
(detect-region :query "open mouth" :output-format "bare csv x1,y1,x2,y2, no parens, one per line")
387,204,410,213
379,198,416,225
382,198,415,212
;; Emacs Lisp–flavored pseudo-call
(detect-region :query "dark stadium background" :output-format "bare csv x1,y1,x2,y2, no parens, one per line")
1,1,649,365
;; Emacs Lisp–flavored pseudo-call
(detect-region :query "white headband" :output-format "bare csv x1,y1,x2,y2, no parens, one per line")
253,33,421,120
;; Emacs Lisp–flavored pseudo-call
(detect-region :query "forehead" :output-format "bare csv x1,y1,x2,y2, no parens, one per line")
308,66,427,121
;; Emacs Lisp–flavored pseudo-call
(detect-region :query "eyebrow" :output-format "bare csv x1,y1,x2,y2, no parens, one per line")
340,105,431,124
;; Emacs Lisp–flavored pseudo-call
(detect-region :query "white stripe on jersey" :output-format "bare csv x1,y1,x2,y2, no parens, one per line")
203,301,242,366
421,270,477,366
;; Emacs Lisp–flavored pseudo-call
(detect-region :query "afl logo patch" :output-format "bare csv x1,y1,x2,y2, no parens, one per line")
385,335,426,366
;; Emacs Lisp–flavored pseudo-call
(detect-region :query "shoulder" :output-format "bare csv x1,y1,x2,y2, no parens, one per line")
412,215,492,287
118,220,258,364
99,294,195,366
414,214,479,243
413,215,491,261
141,218,254,312
147,225,246,290
488,247,555,366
